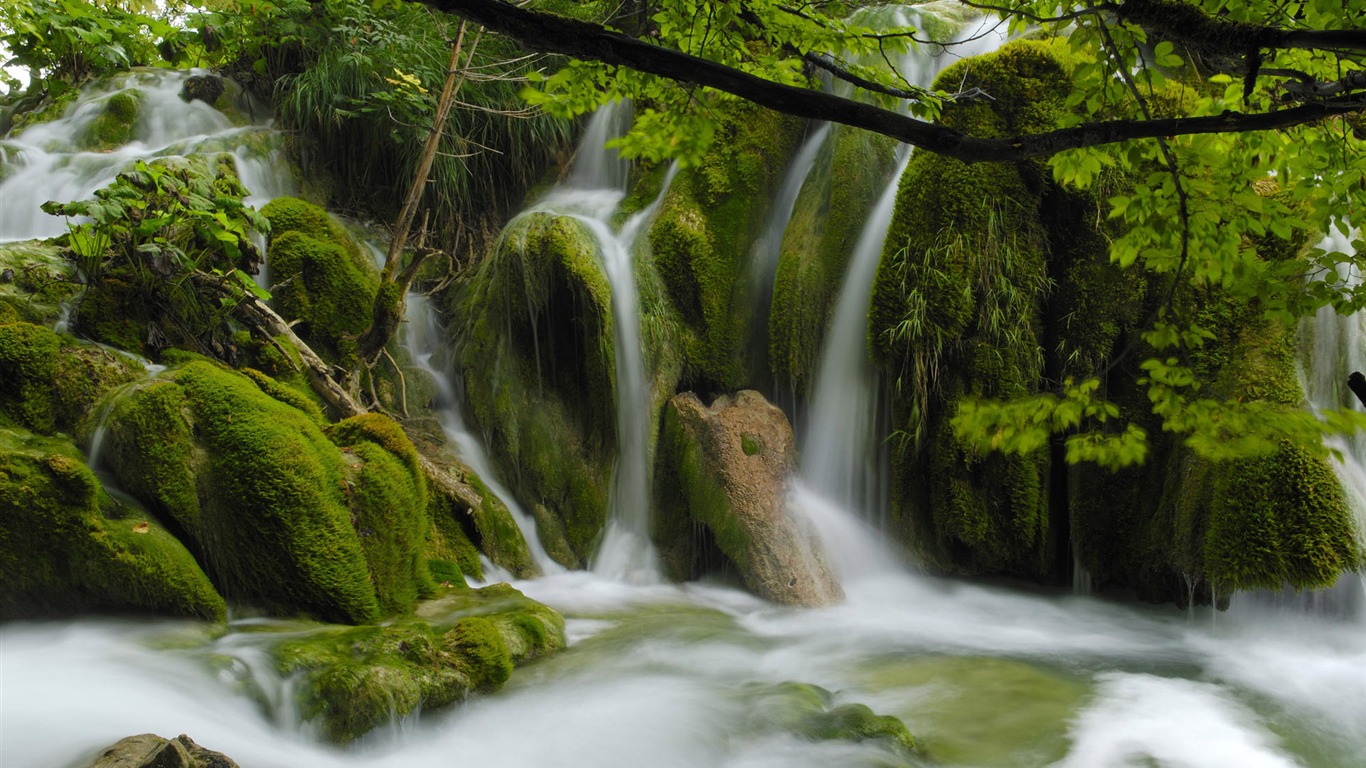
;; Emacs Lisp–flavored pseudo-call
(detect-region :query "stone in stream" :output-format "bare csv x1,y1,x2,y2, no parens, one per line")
84,733,238,768
655,390,843,605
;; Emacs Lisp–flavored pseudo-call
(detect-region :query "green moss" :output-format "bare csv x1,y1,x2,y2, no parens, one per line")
426,558,467,587
78,89,143,151
737,681,916,758
648,101,803,390
0,322,140,435
328,413,434,614
0,302,18,325
261,198,378,365
868,43,1069,581
802,704,916,756
459,212,616,562
73,276,150,353
0,431,224,621
770,125,897,393
105,360,381,623
241,367,324,424
276,583,563,743
427,493,485,581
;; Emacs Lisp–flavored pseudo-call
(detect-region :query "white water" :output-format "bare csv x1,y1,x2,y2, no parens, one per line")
5,567,1363,767
799,17,1008,538
0,70,294,244
402,292,563,575
512,104,677,583
1284,226,1366,616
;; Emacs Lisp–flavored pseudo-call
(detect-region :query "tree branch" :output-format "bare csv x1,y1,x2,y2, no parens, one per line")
422,0,1360,164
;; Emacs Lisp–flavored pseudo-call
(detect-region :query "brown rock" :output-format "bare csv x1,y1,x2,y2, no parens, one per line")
658,390,843,605
86,734,238,768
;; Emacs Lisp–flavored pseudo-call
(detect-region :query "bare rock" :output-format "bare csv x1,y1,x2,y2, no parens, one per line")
656,390,842,605
85,734,238,768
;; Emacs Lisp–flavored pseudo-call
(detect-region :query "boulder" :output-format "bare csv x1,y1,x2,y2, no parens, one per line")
179,75,225,106
85,733,237,768
655,390,842,605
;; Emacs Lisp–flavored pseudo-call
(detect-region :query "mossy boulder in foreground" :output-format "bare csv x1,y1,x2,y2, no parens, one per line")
276,582,565,744
103,360,431,623
0,429,224,621
83,733,238,768
0,321,141,435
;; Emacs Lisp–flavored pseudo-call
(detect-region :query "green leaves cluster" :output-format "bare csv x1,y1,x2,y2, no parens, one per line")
42,158,269,353
0,0,177,88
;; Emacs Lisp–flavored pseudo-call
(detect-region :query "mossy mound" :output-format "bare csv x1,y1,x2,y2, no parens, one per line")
277,582,565,744
869,41,1068,580
102,360,432,623
0,321,142,435
0,240,81,323
0,429,225,621
770,125,897,393
78,89,143,152
739,682,916,759
459,212,616,563
648,101,803,390
260,197,379,366
328,413,435,615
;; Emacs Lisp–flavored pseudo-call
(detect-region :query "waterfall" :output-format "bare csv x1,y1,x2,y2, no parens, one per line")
1290,226,1366,619
794,16,1009,577
0,70,294,244
402,292,564,575
515,103,676,583
745,122,832,379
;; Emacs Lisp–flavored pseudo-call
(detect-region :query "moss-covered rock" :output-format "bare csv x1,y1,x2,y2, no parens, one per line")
0,240,80,324
770,125,897,394
328,413,434,614
102,360,425,623
459,212,617,563
738,682,916,759
277,582,564,744
0,429,225,621
648,101,803,390
870,41,1066,580
0,321,142,435
78,89,143,152
260,197,379,366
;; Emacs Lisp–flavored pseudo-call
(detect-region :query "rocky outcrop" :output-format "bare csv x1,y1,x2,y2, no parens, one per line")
654,390,842,605
84,733,237,768
179,75,225,106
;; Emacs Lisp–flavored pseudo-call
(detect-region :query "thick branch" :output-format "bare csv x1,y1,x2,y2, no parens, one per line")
1113,0,1366,56
423,0,1359,163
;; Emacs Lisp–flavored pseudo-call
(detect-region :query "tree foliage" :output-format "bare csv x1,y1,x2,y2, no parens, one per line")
424,0,1366,469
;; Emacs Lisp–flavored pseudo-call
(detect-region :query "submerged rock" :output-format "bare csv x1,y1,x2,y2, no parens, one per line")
655,390,842,606
277,582,565,744
84,733,238,768
179,75,225,106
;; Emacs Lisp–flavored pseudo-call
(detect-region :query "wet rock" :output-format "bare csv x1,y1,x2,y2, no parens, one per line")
179,75,225,106
656,390,842,605
85,733,238,768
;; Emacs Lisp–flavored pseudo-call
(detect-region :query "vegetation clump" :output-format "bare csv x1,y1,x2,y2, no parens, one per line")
102,360,437,624
0,430,225,621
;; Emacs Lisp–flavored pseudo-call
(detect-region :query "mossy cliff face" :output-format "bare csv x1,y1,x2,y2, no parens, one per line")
275,582,565,744
260,197,379,367
770,125,897,393
459,212,617,565
869,41,1067,579
103,360,430,623
0,429,225,621
648,101,804,391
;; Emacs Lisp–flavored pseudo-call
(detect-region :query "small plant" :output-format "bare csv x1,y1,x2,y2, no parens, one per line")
42,157,270,355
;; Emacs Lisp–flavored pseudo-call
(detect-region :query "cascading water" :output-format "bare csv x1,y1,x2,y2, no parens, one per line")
402,291,563,576
1276,225,1366,618
0,70,295,245
794,16,1008,578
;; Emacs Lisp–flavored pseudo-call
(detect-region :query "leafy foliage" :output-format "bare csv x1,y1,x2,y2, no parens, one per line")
42,157,269,356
